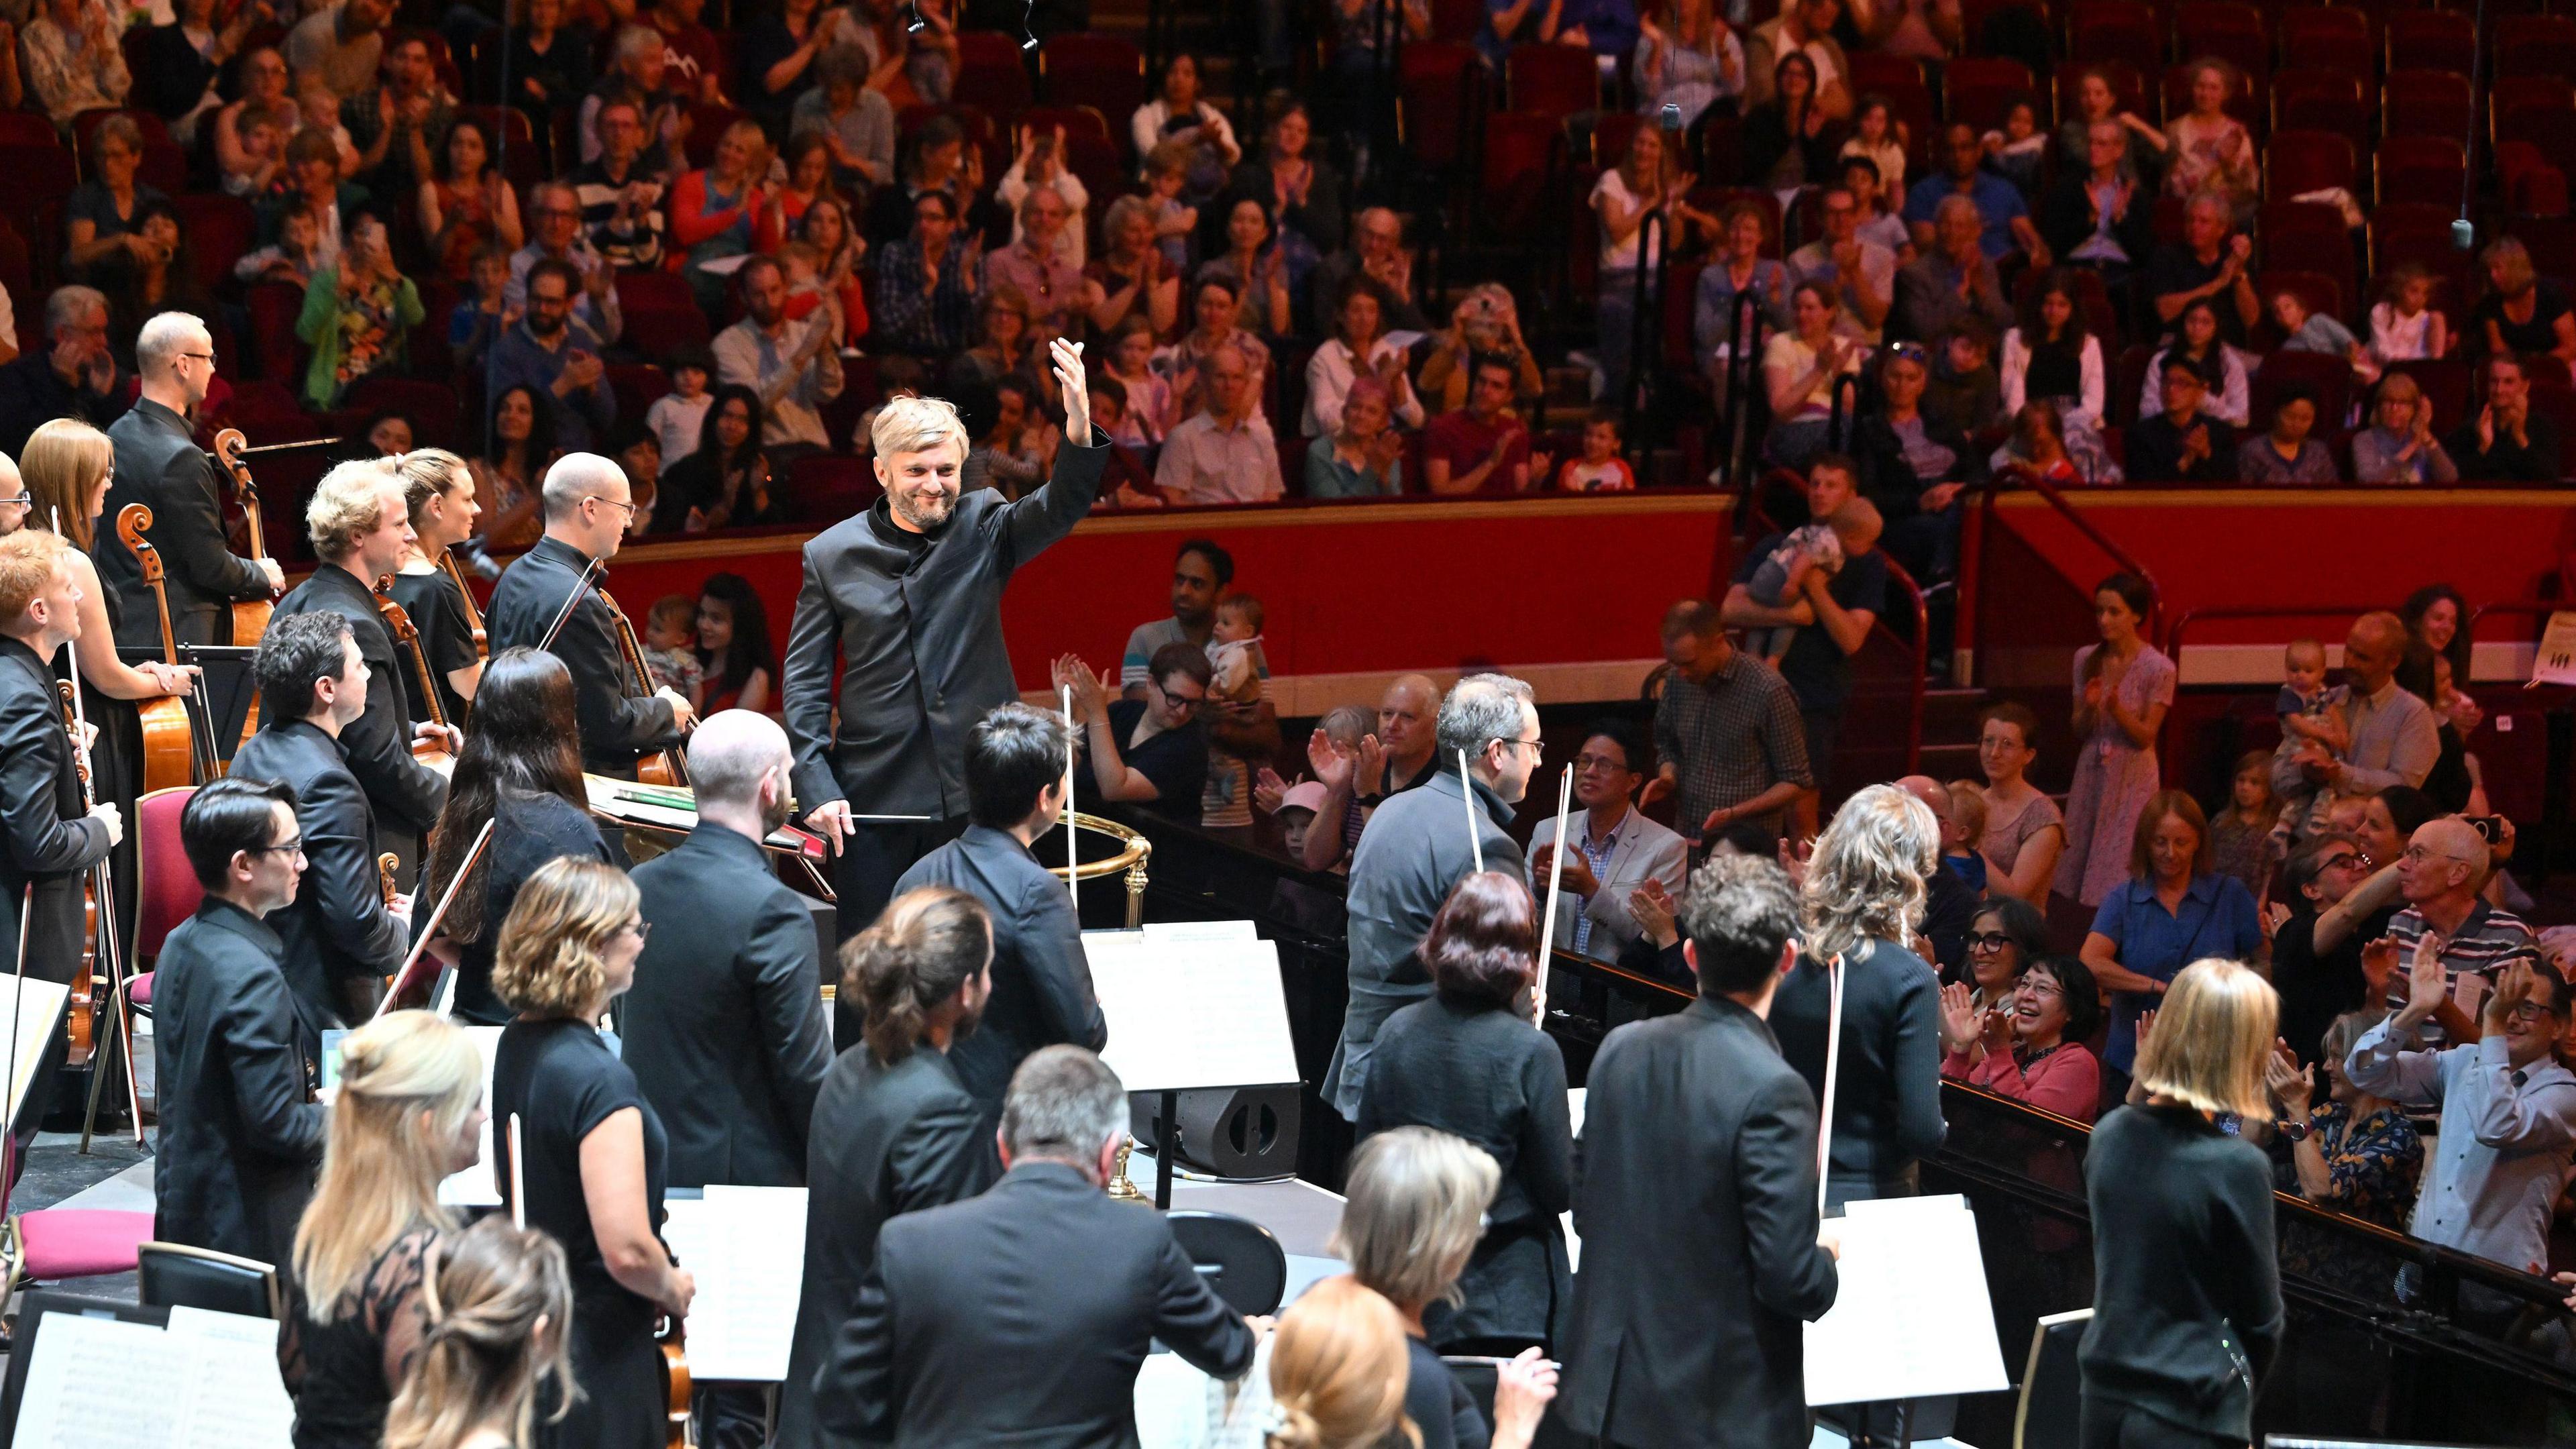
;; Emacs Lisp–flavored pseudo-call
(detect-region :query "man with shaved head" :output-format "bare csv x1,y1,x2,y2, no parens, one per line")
486,452,695,776
2361,815,2535,1048
2272,611,2442,839
625,708,834,1190
1894,775,1978,975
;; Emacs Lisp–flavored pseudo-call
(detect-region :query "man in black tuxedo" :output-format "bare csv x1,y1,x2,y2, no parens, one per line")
98,312,281,649
270,462,452,870
230,612,411,1030
150,776,329,1268
1557,853,1841,1449
485,452,693,777
816,1046,1254,1448
784,340,1104,944
625,708,833,1189
892,702,1106,1124
0,531,120,1161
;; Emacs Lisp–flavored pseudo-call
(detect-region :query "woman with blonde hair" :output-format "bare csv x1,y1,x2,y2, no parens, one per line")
1772,783,1948,1206
1332,1126,1558,1449
490,857,692,1449
280,1011,487,1449
1262,1276,1418,1449
382,1217,574,1449
385,448,482,724
2081,957,2283,1448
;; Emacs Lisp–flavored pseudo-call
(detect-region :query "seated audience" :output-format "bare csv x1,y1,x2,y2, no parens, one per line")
1892,196,2013,345
1742,54,1841,199
2447,353,2564,482
65,117,172,278
983,189,1092,337
2041,121,2154,295
963,376,1060,500
1304,278,1424,438
2267,1010,2422,1232
871,190,981,372
1232,100,1346,260
670,119,772,304
1788,184,1894,343
2235,386,2338,485
2469,237,2576,369
1419,283,1543,416
286,0,388,103
23,0,131,127
1903,123,2041,262
1694,201,1796,394
342,32,455,203
714,256,844,462
297,216,425,411
1941,954,2104,1121
2369,264,2451,368
1305,377,1405,498
1155,344,1285,504
569,99,670,274
2127,358,2238,482
472,386,555,549
2352,374,2460,484
1422,354,1536,495
1993,398,2118,485
0,286,129,458
1764,281,1864,469
2365,815,2534,1042
1057,641,1214,824
2160,60,2258,216
1201,197,1297,341
500,0,594,127
655,385,786,533
487,260,616,454
507,182,623,343
1130,54,1240,189
1087,196,1182,339
2145,192,2259,344
2139,299,2252,426
1308,207,1430,336
420,120,526,286
2002,270,2104,429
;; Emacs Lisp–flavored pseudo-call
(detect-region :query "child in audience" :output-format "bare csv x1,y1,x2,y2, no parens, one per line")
1840,95,1909,196
2367,263,2451,366
1274,779,1327,859
448,246,514,364
618,427,663,532
2210,747,2277,904
1743,498,1883,661
223,103,289,197
1925,322,2004,437
235,205,324,286
1087,378,1164,509
1106,315,1173,443
1144,142,1199,275
1981,97,2049,201
1557,412,1637,492
1200,593,1271,829
2275,637,2353,847
1841,154,1912,262
1942,779,1990,894
2271,287,2375,385
641,594,704,706
647,349,716,465
297,85,360,176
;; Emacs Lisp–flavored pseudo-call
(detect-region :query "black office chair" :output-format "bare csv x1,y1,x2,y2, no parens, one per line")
2015,1308,2092,1449
1165,1210,1288,1317
137,1242,281,1320
1438,1355,1501,1430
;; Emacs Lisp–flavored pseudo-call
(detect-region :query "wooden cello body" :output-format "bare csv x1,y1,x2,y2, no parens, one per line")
372,579,457,774
114,505,212,788
597,586,687,789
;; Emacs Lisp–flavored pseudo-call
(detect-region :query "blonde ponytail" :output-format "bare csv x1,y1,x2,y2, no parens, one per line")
1262,1277,1419,1449
292,1012,480,1311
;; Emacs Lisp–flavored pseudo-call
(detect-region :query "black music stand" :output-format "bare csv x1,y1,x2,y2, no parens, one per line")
176,645,258,771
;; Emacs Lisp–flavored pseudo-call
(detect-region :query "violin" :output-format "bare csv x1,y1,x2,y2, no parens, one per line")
598,585,688,789
372,578,456,774
377,853,400,908
661,1316,694,1448
51,686,103,1073
211,431,278,753
438,549,488,661
115,505,212,788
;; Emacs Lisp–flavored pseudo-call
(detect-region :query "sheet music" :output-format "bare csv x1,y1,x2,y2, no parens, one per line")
657,1187,808,1381
1140,920,1258,945
1083,937,1299,1093
436,1027,506,1208
0,978,68,1128
1803,1196,2009,1407
11,1309,294,1449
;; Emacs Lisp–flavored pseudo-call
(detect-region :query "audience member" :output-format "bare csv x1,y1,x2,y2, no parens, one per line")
507,181,625,342
1529,721,1688,966
2267,1010,2422,1232
2145,193,2258,343
285,0,388,102
1646,598,1811,841
2448,353,2564,482
419,121,525,286
65,117,172,279
2057,574,2174,904
1741,53,1840,199
1761,281,1863,468
1156,344,1285,503
1922,320,2003,437
1903,123,2041,262
2237,385,2339,485
1202,197,1297,340
1303,278,1423,438
1130,54,1240,186
2367,816,2535,1042
2208,747,2277,903
1057,641,1214,824
2001,270,2104,429
343,32,455,203
983,190,1092,337
1307,207,1430,335
1972,702,2063,906
1421,354,1536,494
487,259,616,453
1745,0,1851,117
1417,283,1543,415
23,0,132,125
2270,612,2441,818
2368,264,2450,368
2271,835,2379,1067
1838,95,1908,197
296,216,424,411
1944,954,2103,1120
2080,788,2264,1087
2469,237,2576,369
692,574,777,714
2041,121,2153,297
568,99,669,273
715,256,843,462
0,286,127,457
2159,60,2257,215
1725,455,1883,798
1305,377,1405,497
472,386,555,547
1694,201,1796,394
2353,373,2460,484
1789,184,1894,342
1892,195,2014,345
1234,99,1346,260
871,190,979,370
500,0,594,127
2126,357,2238,482
1893,775,1980,975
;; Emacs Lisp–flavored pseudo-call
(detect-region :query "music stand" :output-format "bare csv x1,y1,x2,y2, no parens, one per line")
1083,934,1301,1210
1,1292,170,1444
177,645,259,771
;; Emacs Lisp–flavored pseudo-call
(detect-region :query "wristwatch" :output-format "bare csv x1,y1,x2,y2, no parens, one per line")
2273,1119,2310,1143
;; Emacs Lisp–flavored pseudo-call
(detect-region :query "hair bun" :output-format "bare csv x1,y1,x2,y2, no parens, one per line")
1263,1398,1323,1449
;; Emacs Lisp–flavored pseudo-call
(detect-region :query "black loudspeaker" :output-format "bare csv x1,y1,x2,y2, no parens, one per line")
1130,1087,1301,1178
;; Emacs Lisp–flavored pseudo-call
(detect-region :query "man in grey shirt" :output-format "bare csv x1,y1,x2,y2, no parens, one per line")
284,0,388,101
2273,611,2441,839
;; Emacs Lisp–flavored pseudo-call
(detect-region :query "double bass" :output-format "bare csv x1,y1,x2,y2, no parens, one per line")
372,579,457,774
598,583,689,789
115,505,214,788
210,431,278,752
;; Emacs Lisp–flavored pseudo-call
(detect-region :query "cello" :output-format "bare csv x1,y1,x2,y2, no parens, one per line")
372,579,457,774
439,549,488,661
209,430,278,752
115,505,214,787
598,584,688,788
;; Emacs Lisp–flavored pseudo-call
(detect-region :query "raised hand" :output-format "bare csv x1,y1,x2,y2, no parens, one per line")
2481,959,2531,1032
1491,1346,1560,1444
2359,934,2402,1001
2402,932,2448,1023
1937,980,1980,1053
1305,727,1356,790
1354,733,1386,790
2264,1039,2312,1112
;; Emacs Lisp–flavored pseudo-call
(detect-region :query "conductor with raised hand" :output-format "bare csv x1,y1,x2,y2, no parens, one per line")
784,338,1104,948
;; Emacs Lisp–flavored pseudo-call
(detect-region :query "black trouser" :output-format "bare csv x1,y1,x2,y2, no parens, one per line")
2080,1396,2242,1449
826,814,967,1046
1801,707,1845,806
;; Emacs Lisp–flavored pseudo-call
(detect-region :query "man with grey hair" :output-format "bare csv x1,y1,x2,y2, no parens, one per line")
0,285,127,457
625,709,833,1194
505,181,624,341
1560,853,1839,1449
101,312,281,649
1153,343,1283,504
786,351,1104,949
1307,207,1428,333
1326,672,1540,1120
816,1044,1254,1446
487,453,694,776
1892,193,2013,345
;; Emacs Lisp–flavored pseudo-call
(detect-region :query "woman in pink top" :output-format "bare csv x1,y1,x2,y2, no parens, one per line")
1940,955,2103,1122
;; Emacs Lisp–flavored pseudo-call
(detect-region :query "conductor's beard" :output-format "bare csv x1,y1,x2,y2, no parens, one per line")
888,481,960,531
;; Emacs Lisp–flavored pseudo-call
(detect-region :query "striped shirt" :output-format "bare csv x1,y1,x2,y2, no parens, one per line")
2383,900,2538,1047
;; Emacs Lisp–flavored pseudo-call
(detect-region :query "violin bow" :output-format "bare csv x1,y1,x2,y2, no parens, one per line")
374,817,498,1020
537,555,607,653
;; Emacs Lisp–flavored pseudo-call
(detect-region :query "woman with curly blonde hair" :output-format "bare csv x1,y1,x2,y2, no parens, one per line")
490,857,693,1449
382,1217,574,1449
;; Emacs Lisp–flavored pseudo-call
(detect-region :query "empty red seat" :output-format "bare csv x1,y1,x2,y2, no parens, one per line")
2274,7,2371,78
2376,136,2468,209
1478,111,1561,241
1398,40,1481,173
172,193,254,297
2068,0,2160,73
2384,11,2474,78
1505,44,1599,120
1038,34,1144,119
953,31,1034,125
2494,15,2576,83
2270,70,2368,152
1018,104,1110,146
788,454,883,523
2265,130,2355,205
1945,56,2034,132
2172,1,2267,82
345,377,464,451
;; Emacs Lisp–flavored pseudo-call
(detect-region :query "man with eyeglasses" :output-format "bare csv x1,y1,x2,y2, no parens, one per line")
505,182,625,341
1527,720,1686,967
1326,672,1540,1122
0,284,128,458
488,453,694,778
1307,208,1429,335
101,312,282,650
489,256,619,454
569,99,669,272
1787,185,1893,342
2269,833,2385,1068
150,774,327,1270
2361,816,2534,1049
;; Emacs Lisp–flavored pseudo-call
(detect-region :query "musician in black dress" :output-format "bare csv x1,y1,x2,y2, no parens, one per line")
0,528,119,1162
98,313,280,647
775,885,998,1449
417,649,623,1026
386,449,485,729
280,1010,486,1449
491,855,694,1449
270,461,453,867
484,453,690,780
783,343,1102,945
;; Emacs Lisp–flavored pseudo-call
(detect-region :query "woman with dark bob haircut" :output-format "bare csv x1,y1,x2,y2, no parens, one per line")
1354,871,1573,1350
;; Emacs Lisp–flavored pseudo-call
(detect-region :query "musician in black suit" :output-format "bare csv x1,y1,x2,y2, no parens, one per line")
1556,854,1841,1449
152,776,329,1267
98,313,280,649
230,612,411,1032
892,702,1106,1124
784,343,1104,943
625,709,832,1189
815,1046,1254,1448
484,452,691,778
775,885,998,1449
0,530,119,1161
270,462,453,869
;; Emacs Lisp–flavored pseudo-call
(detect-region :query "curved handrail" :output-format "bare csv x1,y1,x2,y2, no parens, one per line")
1964,466,2166,681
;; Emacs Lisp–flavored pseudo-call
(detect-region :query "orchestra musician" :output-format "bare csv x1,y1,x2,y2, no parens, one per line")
231,613,413,1029
775,885,999,1449
483,454,692,780
97,314,282,648
150,775,328,1268
271,461,455,869
623,710,832,1189
782,343,1103,949
417,648,623,1026
385,451,486,728
281,1010,487,1449
0,528,120,1163
378,1218,576,1449
490,855,694,1449
893,702,1106,1132
814,1046,1254,1448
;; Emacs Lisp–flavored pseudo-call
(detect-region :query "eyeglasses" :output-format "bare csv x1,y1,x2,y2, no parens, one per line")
0,493,32,512
1572,752,1629,773
248,837,306,857
180,352,216,366
2317,853,2361,873
1155,685,1203,714
2401,845,2470,865
584,496,638,518
2506,1001,2555,1024
2021,977,2065,1000
1966,931,2015,951
1496,736,1545,758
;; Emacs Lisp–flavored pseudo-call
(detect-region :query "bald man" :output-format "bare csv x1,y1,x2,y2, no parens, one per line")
2363,816,2536,1049
623,709,833,1189
2271,612,2443,839
1896,775,1979,975
1295,674,1444,873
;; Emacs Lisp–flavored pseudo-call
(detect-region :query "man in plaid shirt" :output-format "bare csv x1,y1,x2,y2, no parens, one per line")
1642,600,1813,843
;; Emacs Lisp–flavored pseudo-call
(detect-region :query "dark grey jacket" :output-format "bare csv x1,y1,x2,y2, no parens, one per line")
229,719,405,1028
782,442,1104,819
484,535,679,775
100,398,269,648
624,823,833,1189
0,637,110,983
270,565,449,837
